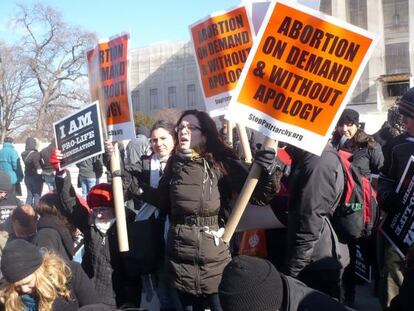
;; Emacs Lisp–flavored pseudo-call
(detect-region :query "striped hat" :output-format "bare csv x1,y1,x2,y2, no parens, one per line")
398,87,414,118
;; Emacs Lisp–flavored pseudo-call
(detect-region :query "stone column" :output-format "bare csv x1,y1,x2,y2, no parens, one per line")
331,0,347,21
367,0,386,109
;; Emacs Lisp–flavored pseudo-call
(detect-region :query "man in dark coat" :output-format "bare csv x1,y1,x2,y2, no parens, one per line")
284,143,349,299
219,255,351,311
21,137,43,206
377,87,414,308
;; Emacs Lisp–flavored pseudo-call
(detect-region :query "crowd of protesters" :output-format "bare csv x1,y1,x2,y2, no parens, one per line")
0,87,413,310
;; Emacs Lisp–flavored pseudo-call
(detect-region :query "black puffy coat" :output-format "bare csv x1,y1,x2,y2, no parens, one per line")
132,153,276,295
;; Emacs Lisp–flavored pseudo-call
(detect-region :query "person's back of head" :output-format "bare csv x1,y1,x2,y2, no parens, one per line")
219,255,284,311
3,137,13,144
11,204,37,239
25,137,38,151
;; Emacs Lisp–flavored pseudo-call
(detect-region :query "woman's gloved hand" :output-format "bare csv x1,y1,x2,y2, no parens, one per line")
50,148,64,175
253,147,279,175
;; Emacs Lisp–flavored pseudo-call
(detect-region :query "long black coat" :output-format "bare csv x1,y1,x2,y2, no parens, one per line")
285,144,346,278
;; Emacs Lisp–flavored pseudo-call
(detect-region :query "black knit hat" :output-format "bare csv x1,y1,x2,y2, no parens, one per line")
1,239,43,283
0,171,12,192
219,255,284,311
398,87,414,118
337,108,359,126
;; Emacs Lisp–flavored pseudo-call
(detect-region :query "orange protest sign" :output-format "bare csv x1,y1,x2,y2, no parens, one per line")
190,6,254,115
87,34,135,141
226,0,377,155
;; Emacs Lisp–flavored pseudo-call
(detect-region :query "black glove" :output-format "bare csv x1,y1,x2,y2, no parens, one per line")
253,147,278,175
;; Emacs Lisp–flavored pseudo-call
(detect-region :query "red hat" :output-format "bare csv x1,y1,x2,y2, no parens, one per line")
87,183,114,209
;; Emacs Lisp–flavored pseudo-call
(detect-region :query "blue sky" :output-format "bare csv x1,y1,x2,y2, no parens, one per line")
0,0,242,48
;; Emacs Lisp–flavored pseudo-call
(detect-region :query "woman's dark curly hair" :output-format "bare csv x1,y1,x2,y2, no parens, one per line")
332,128,377,150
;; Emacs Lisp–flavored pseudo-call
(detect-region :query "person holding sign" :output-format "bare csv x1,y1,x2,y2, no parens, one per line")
50,150,142,309
377,87,414,308
125,110,278,311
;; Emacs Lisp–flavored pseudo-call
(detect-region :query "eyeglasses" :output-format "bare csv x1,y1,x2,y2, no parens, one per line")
175,124,202,133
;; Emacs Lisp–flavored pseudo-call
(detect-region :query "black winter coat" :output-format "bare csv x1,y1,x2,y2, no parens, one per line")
285,144,347,277
378,134,414,211
32,214,74,261
51,261,100,311
130,153,276,295
333,136,384,177
21,150,42,177
282,274,350,310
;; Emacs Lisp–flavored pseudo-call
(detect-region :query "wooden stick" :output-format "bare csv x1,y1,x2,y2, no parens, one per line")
223,137,277,243
110,142,129,252
227,120,234,146
236,124,252,163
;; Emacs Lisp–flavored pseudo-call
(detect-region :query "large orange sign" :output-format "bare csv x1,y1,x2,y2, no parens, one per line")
190,6,253,115
87,34,134,140
237,2,373,136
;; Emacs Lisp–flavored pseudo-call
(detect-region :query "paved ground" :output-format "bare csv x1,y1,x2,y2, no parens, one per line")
139,282,383,311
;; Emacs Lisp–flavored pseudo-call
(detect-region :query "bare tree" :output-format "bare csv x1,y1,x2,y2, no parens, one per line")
0,41,33,143
14,2,97,134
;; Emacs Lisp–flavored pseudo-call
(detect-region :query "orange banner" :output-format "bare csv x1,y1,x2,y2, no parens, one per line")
237,2,373,136
191,6,253,98
87,34,131,126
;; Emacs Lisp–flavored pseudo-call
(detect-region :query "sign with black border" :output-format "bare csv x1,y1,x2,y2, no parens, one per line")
381,155,414,257
53,101,104,169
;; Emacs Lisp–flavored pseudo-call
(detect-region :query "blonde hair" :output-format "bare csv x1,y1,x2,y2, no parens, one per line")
0,251,72,311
